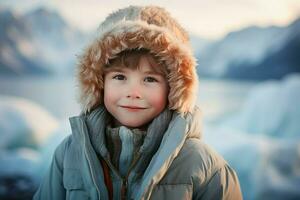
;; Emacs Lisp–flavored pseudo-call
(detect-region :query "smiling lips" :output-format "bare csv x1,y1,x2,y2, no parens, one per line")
120,105,147,111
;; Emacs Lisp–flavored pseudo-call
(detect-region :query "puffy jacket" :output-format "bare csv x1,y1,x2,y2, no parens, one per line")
33,106,242,200
34,5,243,200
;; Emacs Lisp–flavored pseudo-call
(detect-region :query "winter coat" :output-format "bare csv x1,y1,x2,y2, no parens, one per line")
33,106,242,200
33,5,243,200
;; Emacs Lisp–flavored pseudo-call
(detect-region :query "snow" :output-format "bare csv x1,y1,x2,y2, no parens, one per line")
16,37,37,59
0,96,70,198
203,74,300,200
198,25,292,77
0,148,40,180
0,95,59,150
197,79,256,123
0,44,24,72
204,125,300,200
0,8,89,75
220,73,300,138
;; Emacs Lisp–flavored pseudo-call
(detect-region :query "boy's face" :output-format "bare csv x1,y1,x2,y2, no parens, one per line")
104,56,168,128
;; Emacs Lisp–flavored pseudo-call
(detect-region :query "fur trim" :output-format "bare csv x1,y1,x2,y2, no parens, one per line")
77,6,199,114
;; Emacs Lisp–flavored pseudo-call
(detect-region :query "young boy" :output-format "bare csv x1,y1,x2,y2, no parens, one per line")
33,5,242,200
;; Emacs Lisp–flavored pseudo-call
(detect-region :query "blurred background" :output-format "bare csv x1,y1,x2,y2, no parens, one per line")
0,0,300,199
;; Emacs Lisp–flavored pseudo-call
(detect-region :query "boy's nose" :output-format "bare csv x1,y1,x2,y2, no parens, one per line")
126,86,142,99
126,92,141,99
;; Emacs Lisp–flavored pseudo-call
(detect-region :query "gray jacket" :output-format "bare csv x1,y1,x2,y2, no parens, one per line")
33,107,242,200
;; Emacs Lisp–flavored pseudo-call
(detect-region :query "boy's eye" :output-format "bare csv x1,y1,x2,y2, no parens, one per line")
112,74,126,80
144,77,158,82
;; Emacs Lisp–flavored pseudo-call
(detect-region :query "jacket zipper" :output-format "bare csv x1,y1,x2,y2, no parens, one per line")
122,152,141,200
103,152,141,200
121,179,128,200
81,119,101,200
102,156,125,199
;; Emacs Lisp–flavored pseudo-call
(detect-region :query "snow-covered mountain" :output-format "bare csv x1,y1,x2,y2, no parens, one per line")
0,9,48,75
190,34,213,56
1,7,299,80
225,19,300,80
196,17,300,80
0,8,90,76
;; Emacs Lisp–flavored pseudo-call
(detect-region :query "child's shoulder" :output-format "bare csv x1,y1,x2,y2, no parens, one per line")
171,139,227,178
52,134,83,169
55,135,73,151
54,134,73,156
158,138,232,191
52,134,77,160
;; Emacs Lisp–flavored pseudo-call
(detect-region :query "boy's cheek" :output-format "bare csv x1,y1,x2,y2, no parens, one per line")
150,95,168,109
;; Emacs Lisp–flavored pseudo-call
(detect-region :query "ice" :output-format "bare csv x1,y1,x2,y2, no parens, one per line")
0,148,40,179
0,96,70,199
0,95,59,150
204,125,300,200
203,74,300,200
220,74,300,138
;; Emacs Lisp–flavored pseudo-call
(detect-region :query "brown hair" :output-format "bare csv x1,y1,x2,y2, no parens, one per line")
103,48,168,76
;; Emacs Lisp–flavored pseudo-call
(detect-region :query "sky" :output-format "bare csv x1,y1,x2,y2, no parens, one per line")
1,0,300,39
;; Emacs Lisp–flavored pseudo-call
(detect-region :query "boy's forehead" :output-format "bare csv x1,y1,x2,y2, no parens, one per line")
104,51,167,75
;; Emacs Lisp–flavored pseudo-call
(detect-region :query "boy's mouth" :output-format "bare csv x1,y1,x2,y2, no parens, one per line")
120,105,147,110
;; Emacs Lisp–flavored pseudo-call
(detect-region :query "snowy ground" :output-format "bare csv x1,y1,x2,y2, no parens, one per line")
0,74,299,200
203,74,300,200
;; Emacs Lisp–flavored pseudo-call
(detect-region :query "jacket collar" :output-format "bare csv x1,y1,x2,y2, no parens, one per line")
69,106,110,157
133,113,187,199
69,106,202,200
133,107,202,199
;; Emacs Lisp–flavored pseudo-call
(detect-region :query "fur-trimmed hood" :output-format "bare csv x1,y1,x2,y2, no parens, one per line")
76,5,199,114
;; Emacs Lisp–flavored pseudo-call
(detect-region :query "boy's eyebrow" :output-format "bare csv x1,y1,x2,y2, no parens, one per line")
107,68,164,76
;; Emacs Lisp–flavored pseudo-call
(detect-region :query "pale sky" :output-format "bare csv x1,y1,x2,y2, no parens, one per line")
1,0,300,39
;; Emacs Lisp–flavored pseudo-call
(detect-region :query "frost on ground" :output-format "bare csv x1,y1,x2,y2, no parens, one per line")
0,96,69,199
204,74,300,200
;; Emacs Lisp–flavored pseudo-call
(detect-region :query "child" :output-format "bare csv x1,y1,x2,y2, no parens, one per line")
33,5,242,200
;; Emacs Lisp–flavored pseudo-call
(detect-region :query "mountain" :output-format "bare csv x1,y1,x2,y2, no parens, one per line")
1,7,299,80
196,17,300,80
0,9,49,75
0,8,90,76
224,18,300,80
189,34,213,56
